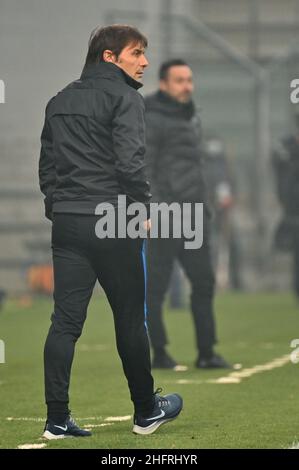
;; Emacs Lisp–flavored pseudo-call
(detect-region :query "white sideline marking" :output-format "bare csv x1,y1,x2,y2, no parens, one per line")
83,423,114,429
168,354,291,385
289,441,299,449
104,415,131,422
17,443,47,449
7,417,44,422
175,379,205,385
6,416,103,422
214,354,290,382
6,415,131,423
212,377,241,384
174,365,188,372
79,416,103,420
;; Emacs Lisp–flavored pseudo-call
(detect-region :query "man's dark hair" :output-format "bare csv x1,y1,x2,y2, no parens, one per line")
159,59,189,81
84,24,148,67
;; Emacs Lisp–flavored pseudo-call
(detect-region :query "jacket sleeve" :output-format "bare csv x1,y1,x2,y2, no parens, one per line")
112,90,151,217
39,104,56,221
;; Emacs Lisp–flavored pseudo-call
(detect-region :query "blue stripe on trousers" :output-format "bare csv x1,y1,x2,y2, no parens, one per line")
141,239,148,330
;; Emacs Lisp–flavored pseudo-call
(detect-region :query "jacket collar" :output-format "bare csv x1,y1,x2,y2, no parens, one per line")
80,61,143,90
154,90,196,119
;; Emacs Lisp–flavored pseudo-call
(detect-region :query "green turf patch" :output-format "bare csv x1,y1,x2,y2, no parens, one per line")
0,292,299,448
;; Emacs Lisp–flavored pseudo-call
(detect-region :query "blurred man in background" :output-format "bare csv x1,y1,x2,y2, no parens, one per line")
145,59,230,370
202,135,243,290
0,289,6,310
272,113,299,299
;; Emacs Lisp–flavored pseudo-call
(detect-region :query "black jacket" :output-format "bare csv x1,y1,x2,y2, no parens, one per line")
144,90,206,203
39,62,151,220
272,135,299,218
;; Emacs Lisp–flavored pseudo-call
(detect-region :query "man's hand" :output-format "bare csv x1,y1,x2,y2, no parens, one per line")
142,219,151,232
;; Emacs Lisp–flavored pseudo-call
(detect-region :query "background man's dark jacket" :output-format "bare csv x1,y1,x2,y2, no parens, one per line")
272,135,299,219
39,62,151,220
144,90,206,204
272,134,299,251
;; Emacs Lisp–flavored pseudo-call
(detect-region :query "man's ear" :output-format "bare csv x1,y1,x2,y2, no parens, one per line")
159,79,167,92
103,50,116,63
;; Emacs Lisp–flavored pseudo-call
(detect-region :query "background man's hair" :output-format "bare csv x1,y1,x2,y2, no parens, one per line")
84,24,148,67
159,59,189,81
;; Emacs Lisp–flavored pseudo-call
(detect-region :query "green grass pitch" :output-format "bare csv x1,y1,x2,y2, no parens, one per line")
0,292,299,449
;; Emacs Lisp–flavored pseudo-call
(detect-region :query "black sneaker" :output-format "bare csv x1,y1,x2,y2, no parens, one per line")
43,416,92,440
195,353,231,369
152,352,178,369
133,388,183,435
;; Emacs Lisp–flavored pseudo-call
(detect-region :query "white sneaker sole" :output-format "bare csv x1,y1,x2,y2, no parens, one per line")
43,430,73,440
132,416,178,435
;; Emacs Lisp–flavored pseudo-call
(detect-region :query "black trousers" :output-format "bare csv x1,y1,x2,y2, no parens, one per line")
147,213,217,358
44,213,154,416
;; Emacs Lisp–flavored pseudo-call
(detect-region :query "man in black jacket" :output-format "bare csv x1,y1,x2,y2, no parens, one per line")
145,59,230,370
39,25,182,439
272,113,299,298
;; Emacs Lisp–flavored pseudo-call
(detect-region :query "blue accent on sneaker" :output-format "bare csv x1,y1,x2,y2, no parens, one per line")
43,416,92,439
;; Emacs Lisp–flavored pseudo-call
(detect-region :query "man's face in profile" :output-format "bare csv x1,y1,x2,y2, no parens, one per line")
160,65,194,103
106,42,149,82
